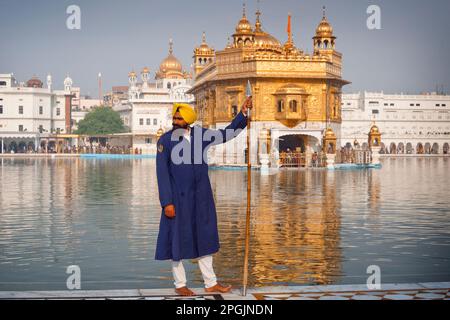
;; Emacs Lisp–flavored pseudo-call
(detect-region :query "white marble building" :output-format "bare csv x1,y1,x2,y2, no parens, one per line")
113,40,194,154
0,73,74,153
341,91,450,154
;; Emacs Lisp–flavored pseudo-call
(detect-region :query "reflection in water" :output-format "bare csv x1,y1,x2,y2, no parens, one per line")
0,157,449,290
210,170,342,287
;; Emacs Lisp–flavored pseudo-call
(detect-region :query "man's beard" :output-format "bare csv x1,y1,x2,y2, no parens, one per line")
172,123,188,130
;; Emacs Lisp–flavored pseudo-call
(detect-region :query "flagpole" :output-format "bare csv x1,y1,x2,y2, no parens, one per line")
242,80,252,296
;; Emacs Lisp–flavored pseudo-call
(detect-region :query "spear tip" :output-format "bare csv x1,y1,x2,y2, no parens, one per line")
246,80,252,97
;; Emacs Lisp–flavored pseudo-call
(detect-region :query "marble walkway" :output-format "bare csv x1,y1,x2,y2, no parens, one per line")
0,282,449,300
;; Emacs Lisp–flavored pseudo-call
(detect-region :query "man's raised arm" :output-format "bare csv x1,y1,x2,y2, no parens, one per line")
206,96,253,145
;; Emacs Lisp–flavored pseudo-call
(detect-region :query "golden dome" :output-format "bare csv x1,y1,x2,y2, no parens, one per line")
141,67,149,74
253,10,282,50
316,18,333,37
324,127,336,138
196,32,213,54
159,39,182,73
128,70,136,78
236,17,253,34
235,4,253,34
370,124,380,134
198,44,210,53
315,7,334,37
254,32,281,48
159,55,182,73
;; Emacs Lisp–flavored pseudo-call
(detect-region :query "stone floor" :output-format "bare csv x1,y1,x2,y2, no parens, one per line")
0,282,449,300
249,282,450,300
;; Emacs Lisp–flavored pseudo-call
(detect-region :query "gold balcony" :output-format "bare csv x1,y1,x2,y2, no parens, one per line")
273,84,308,121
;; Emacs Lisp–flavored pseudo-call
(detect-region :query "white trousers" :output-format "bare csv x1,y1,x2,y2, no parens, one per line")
171,255,217,289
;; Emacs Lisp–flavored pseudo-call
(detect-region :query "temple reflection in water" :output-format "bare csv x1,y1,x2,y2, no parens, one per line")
205,169,343,286
1,158,449,290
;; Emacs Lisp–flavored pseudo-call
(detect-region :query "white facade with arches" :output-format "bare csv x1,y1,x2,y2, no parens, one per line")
341,91,450,154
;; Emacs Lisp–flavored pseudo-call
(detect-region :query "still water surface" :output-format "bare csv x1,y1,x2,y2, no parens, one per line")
0,157,449,290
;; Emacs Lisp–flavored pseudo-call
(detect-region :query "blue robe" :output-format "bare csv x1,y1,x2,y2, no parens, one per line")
155,111,248,261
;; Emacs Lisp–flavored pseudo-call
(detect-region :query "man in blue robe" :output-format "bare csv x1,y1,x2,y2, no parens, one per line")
156,97,252,296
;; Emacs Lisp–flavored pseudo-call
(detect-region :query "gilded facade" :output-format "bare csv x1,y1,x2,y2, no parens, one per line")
189,5,350,166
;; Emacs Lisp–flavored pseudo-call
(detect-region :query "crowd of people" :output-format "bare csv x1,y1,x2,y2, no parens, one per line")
36,144,143,155
278,148,326,167
277,146,372,167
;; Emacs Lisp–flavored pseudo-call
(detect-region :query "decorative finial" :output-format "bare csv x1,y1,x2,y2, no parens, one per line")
202,31,206,44
169,38,173,54
242,2,246,17
322,5,326,19
255,2,262,31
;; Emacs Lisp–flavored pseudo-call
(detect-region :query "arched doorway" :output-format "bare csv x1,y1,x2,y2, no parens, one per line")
416,143,424,154
406,142,413,154
278,134,305,167
431,143,439,154
389,142,397,154
380,142,386,154
341,142,353,163
443,143,449,154
424,143,431,154
278,134,306,153
276,134,317,167
398,142,405,154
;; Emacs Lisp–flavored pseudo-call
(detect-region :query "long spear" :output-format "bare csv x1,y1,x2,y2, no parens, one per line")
242,80,252,296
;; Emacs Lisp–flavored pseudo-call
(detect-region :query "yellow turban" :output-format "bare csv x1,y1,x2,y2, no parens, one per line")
172,103,197,125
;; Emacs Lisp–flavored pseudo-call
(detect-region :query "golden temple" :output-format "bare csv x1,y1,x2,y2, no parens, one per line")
188,4,351,166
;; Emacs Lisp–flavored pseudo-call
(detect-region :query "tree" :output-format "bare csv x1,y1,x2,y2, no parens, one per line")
74,106,126,135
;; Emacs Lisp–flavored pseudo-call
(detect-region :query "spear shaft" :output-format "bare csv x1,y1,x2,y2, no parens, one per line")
242,82,252,296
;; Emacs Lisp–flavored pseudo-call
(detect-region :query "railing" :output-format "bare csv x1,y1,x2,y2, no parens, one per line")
278,152,327,168
279,152,306,167
35,145,142,155
335,149,371,164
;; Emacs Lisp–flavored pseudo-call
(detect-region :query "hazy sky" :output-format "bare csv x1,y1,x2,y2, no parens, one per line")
1,0,449,96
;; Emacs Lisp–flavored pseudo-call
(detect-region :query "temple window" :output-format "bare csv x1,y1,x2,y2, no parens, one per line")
277,100,284,112
289,100,298,112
